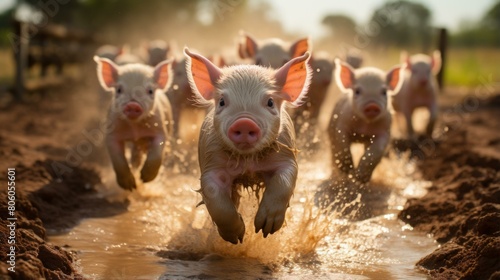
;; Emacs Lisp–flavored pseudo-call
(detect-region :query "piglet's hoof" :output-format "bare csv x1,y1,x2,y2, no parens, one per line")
140,167,160,183
217,215,245,244
117,173,136,190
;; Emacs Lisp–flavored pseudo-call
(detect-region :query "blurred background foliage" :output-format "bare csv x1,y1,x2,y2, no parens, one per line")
0,0,499,87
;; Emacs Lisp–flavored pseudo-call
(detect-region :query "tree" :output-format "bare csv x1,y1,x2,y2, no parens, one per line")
368,0,432,49
322,14,357,42
482,1,500,30
451,1,500,47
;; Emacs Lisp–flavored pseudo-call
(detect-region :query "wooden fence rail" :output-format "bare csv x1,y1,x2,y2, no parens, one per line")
12,19,100,100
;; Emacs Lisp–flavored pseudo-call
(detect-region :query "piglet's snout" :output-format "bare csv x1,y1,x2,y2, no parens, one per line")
228,118,261,149
363,103,381,119
123,101,143,119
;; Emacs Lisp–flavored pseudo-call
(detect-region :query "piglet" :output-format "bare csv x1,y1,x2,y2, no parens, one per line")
166,57,191,139
113,45,145,65
184,48,312,244
292,52,334,131
145,40,169,67
392,51,441,139
95,44,123,61
329,59,404,183
94,56,173,190
238,32,309,69
345,48,364,69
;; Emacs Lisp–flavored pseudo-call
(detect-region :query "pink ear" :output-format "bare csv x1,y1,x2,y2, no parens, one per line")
334,58,355,92
431,50,441,74
184,48,222,101
274,52,312,106
386,64,405,93
141,40,149,52
238,42,247,59
218,56,227,68
245,34,258,58
289,37,310,58
209,54,227,68
94,56,118,91
239,32,258,59
154,59,173,90
121,44,131,54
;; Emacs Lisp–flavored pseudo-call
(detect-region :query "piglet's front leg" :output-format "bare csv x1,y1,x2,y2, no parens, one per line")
201,171,245,244
255,160,297,237
140,135,166,182
426,103,437,138
107,137,136,190
330,132,355,175
355,135,388,183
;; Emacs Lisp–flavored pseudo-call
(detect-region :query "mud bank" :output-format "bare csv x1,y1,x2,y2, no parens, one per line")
399,94,500,280
0,92,126,279
0,162,84,280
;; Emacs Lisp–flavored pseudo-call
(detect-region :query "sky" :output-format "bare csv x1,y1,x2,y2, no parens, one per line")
0,0,14,13
263,0,495,38
0,0,495,38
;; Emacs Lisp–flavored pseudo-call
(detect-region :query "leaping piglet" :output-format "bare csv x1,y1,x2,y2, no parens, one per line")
184,48,312,244
94,56,173,190
329,59,405,183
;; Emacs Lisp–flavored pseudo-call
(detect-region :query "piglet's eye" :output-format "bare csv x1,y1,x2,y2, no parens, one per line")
267,98,274,108
116,86,123,94
219,97,225,107
354,88,361,96
148,88,154,95
381,89,387,96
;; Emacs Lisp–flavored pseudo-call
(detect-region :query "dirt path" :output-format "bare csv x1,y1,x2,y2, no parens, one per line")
0,89,499,279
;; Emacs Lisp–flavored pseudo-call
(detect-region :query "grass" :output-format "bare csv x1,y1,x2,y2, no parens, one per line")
445,48,500,87
365,47,500,87
0,48,14,86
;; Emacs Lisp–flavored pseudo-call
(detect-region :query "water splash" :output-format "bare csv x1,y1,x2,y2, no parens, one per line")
49,125,436,279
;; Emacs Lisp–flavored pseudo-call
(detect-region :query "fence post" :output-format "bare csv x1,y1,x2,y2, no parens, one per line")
436,28,447,90
14,21,29,101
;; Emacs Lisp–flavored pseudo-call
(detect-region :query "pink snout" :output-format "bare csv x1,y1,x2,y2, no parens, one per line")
227,118,261,149
123,102,143,119
419,79,428,86
363,103,381,119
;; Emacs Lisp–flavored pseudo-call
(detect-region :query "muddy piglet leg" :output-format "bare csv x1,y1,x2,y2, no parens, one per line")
355,135,389,183
330,132,355,176
106,137,136,190
140,135,166,182
426,102,437,138
201,170,245,244
404,109,415,140
255,160,297,237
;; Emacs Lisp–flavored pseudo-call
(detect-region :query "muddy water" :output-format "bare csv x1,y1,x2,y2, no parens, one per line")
49,133,436,280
